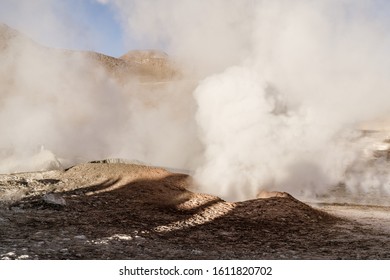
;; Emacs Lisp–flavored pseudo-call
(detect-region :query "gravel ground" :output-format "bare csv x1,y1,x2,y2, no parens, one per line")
1,162,390,260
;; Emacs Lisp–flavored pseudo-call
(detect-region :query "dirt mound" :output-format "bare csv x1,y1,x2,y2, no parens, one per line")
0,162,357,260
257,190,293,199
16,162,330,224
2,162,390,260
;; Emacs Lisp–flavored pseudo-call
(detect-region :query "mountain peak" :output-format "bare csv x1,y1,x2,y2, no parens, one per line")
120,49,169,62
0,23,29,50
0,23,19,40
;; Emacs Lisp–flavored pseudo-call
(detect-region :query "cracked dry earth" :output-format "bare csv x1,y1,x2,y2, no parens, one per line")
1,162,390,260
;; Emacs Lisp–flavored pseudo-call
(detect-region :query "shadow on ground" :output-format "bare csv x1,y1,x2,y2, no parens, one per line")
1,163,390,259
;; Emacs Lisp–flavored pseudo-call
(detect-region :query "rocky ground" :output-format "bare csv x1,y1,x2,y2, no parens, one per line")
1,161,390,260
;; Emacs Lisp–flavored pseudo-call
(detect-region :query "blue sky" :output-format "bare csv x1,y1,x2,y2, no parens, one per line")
1,0,390,59
59,0,126,56
0,0,126,57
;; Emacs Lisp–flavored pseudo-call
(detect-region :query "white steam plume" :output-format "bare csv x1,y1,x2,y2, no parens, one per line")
0,1,201,173
0,33,127,172
3,0,390,202
107,0,390,201
0,31,201,172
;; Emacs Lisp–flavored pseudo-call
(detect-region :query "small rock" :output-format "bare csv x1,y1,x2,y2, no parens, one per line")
191,249,203,255
18,255,30,259
111,234,133,241
10,207,24,213
74,235,87,240
43,193,66,206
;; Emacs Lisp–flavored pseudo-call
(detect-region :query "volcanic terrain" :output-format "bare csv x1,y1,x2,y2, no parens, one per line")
2,23,390,260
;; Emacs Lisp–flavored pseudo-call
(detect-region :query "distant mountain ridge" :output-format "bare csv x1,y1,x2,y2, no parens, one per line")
0,23,179,82
0,23,24,50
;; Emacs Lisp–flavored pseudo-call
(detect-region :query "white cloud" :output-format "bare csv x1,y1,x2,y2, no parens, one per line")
95,0,110,5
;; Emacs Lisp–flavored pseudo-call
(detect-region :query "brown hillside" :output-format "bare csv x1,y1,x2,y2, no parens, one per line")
0,23,179,82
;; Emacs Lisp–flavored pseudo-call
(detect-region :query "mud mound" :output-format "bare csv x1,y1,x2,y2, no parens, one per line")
257,190,293,199
57,162,331,225
234,196,334,226
61,162,195,206
0,161,356,259
63,162,172,183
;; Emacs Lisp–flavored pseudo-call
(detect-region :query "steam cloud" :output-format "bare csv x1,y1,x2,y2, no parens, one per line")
2,0,390,201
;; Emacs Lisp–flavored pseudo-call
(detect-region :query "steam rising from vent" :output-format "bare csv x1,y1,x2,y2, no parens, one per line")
3,1,390,201
106,0,390,200
0,23,200,174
